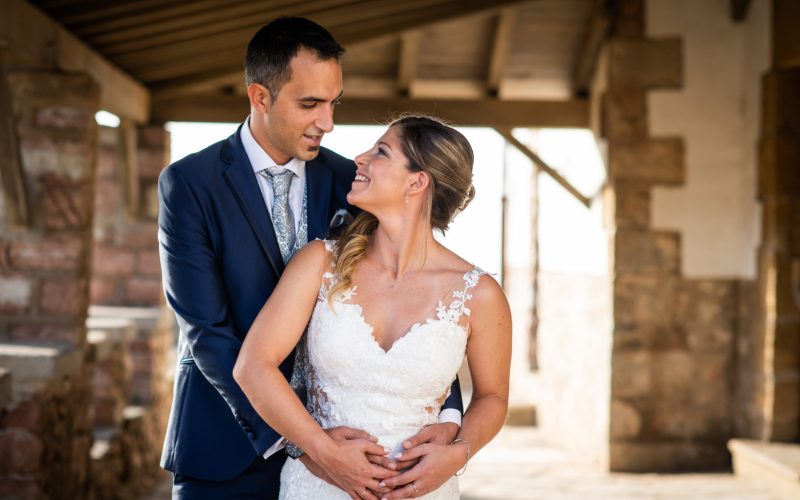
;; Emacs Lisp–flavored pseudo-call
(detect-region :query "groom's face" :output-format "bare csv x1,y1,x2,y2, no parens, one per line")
256,49,343,165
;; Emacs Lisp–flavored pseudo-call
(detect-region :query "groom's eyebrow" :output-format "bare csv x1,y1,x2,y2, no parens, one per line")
299,90,344,103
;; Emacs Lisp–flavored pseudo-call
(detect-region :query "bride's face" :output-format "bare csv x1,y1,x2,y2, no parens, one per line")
348,126,417,212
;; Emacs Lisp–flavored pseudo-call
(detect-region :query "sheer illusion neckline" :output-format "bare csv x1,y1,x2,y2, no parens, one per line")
330,267,482,354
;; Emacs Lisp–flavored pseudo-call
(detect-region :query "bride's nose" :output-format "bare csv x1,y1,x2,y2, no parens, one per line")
354,152,368,168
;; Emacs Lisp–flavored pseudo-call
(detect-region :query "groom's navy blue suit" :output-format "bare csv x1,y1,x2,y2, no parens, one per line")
158,125,465,496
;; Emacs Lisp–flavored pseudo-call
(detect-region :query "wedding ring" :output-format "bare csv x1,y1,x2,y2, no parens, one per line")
411,482,418,495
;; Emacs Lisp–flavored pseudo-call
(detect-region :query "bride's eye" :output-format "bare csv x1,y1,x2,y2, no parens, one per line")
377,147,387,157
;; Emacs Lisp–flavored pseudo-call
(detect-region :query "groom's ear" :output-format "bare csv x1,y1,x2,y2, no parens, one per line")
247,83,271,114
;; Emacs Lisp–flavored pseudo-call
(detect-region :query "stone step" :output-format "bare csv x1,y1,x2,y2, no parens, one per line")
86,316,137,344
729,438,800,499
0,342,81,399
88,305,163,336
0,368,11,408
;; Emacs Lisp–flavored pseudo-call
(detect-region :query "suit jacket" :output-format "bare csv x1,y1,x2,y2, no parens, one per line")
158,124,463,482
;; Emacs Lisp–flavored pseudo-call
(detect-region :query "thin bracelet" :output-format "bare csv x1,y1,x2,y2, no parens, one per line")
452,438,471,476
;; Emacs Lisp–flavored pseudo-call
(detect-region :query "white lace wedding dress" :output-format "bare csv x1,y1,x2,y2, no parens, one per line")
279,241,486,499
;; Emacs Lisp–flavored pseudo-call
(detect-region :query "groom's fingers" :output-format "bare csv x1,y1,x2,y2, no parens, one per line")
328,426,378,442
381,482,422,500
392,443,429,463
377,467,422,492
362,440,392,457
365,453,398,471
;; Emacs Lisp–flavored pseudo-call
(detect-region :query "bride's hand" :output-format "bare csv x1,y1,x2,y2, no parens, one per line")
377,442,468,499
309,434,397,499
392,422,459,470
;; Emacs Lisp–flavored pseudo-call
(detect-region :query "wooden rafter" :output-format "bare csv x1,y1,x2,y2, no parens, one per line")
730,0,753,22
487,7,517,95
573,0,612,94
397,32,421,95
0,45,30,227
152,94,589,129
496,127,592,208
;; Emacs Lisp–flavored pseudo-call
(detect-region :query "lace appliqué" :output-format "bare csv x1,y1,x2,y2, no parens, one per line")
434,268,484,331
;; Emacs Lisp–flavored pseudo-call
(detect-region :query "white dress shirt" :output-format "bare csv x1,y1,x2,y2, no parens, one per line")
238,118,461,459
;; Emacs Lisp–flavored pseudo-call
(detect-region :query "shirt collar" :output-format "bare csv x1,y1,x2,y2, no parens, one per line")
241,116,306,181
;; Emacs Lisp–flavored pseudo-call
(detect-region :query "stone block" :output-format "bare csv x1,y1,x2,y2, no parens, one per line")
137,148,168,181
610,440,729,472
0,274,32,313
39,173,92,231
613,0,644,37
88,305,162,333
9,236,83,271
137,126,170,149
615,229,680,275
10,323,79,345
136,250,161,276
608,38,682,90
0,428,43,474
774,318,800,370
40,278,83,317
610,138,685,186
610,399,641,439
85,316,137,344
602,90,647,142
0,343,82,397
124,278,163,306
90,277,118,305
93,178,123,215
759,137,800,199
611,350,651,398
19,136,92,181
7,72,99,103
675,280,737,353
92,246,136,277
120,224,159,249
96,145,118,180
613,181,650,229
34,106,93,131
1,397,39,431
729,439,800,500
613,273,681,346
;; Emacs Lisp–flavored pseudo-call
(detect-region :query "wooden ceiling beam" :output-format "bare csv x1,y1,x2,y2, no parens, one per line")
152,94,589,129
397,32,421,95
573,0,612,94
149,0,527,98
487,7,517,95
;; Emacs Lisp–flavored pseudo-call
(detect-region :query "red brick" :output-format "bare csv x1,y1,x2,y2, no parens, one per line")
19,136,92,179
90,277,118,305
137,250,161,276
93,178,123,215
124,277,162,306
137,148,168,180
0,429,42,474
0,478,42,499
120,224,158,249
40,278,82,316
9,237,84,271
137,125,170,149
10,323,79,344
1,399,40,431
34,106,92,131
92,246,135,276
39,174,91,231
0,274,33,313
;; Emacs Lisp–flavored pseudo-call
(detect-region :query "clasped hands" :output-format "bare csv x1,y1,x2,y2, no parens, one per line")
301,422,466,499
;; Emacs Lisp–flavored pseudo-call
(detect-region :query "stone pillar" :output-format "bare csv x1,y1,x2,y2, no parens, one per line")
598,0,745,471
756,0,800,442
0,70,98,498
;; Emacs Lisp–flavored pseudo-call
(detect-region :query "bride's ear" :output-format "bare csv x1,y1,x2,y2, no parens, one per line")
407,171,430,196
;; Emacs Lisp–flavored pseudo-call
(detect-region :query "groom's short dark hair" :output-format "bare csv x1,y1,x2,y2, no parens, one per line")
245,17,345,102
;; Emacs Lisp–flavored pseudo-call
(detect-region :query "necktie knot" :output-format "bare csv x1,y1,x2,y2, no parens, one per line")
260,167,294,197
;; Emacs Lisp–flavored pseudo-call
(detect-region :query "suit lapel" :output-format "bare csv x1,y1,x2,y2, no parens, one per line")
305,156,333,241
220,128,285,276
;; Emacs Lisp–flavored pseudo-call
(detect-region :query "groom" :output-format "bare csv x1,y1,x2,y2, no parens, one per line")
158,17,463,498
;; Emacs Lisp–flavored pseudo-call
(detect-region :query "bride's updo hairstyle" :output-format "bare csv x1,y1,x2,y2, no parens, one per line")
329,115,475,304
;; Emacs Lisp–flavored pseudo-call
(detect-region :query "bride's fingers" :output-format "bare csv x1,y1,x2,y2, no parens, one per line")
392,443,429,463
361,440,391,457
393,457,420,470
377,466,421,490
381,481,423,499
369,463,399,480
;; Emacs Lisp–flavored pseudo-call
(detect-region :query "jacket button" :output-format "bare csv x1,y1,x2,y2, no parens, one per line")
247,431,255,439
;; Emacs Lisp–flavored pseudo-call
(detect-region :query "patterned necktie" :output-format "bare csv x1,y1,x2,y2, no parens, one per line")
259,167,296,263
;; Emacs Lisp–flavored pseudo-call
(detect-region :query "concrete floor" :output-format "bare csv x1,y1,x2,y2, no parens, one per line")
145,426,778,500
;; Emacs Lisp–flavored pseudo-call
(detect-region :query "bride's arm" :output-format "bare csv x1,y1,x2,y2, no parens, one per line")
233,240,393,496
381,275,512,498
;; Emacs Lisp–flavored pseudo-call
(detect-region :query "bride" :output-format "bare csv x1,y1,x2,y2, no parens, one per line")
234,115,511,499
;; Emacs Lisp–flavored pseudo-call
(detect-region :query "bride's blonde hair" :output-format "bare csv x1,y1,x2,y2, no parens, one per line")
328,115,475,304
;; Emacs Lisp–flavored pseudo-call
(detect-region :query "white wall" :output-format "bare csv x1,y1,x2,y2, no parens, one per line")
647,0,769,279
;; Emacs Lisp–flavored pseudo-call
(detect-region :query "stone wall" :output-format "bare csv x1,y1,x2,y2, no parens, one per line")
91,125,167,307
595,0,765,471
0,70,98,498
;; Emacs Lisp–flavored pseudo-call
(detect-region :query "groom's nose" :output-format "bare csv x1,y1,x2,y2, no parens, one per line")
314,104,334,134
